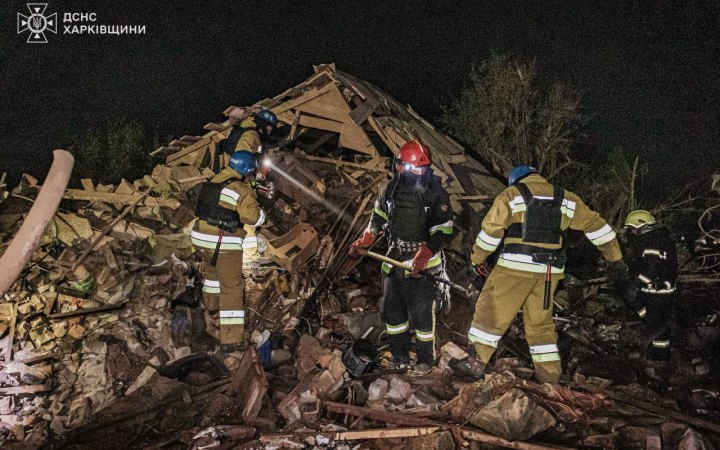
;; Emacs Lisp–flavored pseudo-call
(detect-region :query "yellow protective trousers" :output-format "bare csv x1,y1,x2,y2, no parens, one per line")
197,248,245,345
468,267,561,383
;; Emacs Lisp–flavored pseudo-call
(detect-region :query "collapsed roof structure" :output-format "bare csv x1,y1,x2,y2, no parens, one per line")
0,65,719,449
152,63,505,213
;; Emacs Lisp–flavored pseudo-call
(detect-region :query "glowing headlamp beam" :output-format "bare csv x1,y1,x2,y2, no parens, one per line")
264,160,352,222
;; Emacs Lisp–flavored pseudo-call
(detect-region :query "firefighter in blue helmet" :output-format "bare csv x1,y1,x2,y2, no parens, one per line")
191,151,267,349
217,109,279,168
459,164,628,383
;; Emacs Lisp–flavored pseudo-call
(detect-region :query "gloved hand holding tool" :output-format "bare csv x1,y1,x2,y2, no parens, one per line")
356,248,471,297
411,245,433,277
349,230,378,256
466,262,490,290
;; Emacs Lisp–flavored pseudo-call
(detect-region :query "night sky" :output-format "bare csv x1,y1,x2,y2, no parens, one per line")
1,1,719,201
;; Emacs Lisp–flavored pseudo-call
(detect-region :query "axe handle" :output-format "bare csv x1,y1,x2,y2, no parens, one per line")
358,249,471,297
361,249,413,271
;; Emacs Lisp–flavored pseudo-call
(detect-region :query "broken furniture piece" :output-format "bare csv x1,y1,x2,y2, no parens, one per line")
265,222,319,270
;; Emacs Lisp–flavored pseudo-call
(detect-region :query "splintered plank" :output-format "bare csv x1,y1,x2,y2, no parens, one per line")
179,135,201,144
367,116,400,154
63,190,180,209
332,427,440,441
0,382,51,395
0,303,16,365
298,114,344,133
165,137,213,163
274,83,337,114
227,349,268,421
80,179,95,191
101,245,119,270
204,122,228,132
348,99,378,125
150,146,179,157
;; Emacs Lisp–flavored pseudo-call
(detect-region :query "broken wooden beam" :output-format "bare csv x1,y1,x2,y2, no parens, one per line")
294,154,390,174
459,429,575,450
578,383,720,435
332,427,440,441
0,382,51,395
48,302,126,320
325,401,431,426
324,401,570,450
62,189,181,209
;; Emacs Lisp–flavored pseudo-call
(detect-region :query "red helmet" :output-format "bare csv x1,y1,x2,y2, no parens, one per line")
397,140,432,173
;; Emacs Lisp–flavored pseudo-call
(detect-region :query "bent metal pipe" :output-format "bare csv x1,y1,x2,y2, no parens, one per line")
0,150,74,296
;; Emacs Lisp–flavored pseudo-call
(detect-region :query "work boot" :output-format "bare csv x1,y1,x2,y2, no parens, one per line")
217,340,248,357
449,356,486,379
645,360,671,380
409,362,432,376
390,356,411,370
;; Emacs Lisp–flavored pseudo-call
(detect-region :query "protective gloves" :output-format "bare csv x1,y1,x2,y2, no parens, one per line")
466,262,490,289
349,230,377,256
411,245,433,277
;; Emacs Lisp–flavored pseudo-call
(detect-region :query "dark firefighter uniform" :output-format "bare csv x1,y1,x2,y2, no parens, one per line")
351,140,453,368
191,163,266,345
469,170,624,383
622,212,678,361
367,173,453,366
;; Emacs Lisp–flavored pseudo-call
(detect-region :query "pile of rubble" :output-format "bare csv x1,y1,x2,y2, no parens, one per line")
0,65,719,449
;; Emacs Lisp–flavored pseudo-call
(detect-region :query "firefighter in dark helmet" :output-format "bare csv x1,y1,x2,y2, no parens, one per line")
349,140,454,375
461,165,628,383
191,151,267,349
217,109,278,168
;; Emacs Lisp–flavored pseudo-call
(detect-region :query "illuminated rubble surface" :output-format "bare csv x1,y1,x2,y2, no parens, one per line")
0,65,719,449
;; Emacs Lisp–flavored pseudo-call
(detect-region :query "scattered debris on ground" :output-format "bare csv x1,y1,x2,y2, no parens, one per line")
0,64,719,449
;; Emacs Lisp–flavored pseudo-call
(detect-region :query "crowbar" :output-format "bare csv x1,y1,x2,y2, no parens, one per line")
357,249,471,297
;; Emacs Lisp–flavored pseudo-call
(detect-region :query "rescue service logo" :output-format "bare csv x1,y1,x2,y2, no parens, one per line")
17,3,57,44
15,3,146,43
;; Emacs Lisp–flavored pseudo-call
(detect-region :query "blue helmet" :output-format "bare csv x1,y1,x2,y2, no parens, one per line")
229,151,257,176
254,109,278,129
508,165,538,186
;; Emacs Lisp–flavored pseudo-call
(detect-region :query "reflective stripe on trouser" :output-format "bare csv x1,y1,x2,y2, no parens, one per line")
381,271,437,365
196,247,245,344
202,279,221,294
469,267,561,383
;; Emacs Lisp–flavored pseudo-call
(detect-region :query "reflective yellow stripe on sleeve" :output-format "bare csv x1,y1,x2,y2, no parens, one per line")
373,206,388,221
585,224,616,246
475,230,501,252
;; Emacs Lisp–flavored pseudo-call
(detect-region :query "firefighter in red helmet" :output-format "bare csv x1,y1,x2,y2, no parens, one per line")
349,140,454,374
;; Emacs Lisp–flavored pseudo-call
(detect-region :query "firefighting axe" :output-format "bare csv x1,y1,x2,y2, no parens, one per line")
357,249,472,297
533,253,562,310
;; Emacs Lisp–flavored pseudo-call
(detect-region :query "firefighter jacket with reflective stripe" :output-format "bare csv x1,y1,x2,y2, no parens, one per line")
367,175,454,272
217,117,263,169
192,168,266,251
233,117,262,153
625,225,678,294
472,174,622,278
